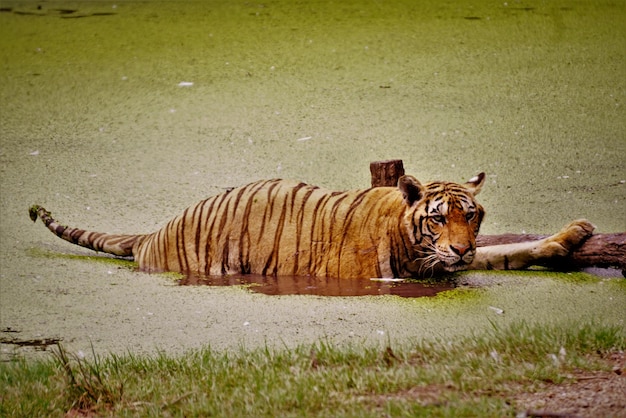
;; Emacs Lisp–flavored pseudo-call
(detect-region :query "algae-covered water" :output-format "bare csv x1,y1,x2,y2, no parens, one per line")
1,1,625,359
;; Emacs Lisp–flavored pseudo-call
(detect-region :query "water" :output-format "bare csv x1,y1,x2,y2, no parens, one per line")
180,274,455,298
2,0,624,359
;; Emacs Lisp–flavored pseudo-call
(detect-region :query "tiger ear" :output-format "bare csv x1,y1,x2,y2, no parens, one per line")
464,172,486,196
398,175,425,207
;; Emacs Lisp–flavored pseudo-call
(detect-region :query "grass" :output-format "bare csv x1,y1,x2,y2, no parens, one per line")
1,321,623,417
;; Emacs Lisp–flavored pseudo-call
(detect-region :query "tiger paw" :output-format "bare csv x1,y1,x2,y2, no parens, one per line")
538,219,595,258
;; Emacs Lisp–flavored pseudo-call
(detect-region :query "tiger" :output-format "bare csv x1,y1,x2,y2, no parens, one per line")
29,173,594,279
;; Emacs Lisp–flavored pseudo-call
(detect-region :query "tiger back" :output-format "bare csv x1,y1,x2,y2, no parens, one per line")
133,175,485,278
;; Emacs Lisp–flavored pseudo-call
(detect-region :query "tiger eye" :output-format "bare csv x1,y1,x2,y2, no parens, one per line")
431,215,446,225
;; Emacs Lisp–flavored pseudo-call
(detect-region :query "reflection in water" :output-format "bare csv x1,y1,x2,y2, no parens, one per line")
179,274,455,298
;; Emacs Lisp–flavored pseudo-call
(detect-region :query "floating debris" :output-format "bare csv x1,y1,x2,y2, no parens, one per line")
489,306,504,315
0,335,62,351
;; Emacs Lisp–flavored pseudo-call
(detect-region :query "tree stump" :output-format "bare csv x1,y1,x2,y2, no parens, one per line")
370,159,404,187
369,160,626,276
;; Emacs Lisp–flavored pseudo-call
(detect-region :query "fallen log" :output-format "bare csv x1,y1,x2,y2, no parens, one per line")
369,160,626,275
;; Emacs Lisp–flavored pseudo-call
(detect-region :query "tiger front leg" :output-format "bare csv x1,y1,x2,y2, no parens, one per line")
468,219,595,271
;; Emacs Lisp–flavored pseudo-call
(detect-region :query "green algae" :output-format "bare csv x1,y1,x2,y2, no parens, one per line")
26,246,137,269
1,0,624,359
428,286,482,303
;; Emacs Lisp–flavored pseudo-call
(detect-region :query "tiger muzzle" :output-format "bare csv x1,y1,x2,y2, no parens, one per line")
439,245,476,271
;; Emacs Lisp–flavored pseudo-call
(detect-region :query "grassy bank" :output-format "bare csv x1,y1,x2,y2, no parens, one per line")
1,321,623,417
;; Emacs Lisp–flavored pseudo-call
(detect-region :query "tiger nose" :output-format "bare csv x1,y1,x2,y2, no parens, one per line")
450,244,471,256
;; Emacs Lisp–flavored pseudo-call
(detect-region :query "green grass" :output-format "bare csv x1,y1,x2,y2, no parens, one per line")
1,321,623,417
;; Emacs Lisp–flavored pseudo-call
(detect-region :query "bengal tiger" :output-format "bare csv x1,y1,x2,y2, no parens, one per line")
29,174,594,279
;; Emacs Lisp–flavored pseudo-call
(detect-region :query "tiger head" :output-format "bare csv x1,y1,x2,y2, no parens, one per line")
398,173,486,274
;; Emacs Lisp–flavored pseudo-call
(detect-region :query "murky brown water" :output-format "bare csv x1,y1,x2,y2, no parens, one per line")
179,274,455,298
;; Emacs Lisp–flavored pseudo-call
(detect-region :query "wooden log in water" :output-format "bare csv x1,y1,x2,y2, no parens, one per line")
369,160,626,274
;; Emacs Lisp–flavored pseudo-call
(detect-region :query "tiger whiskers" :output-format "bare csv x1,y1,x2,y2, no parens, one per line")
413,242,441,277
